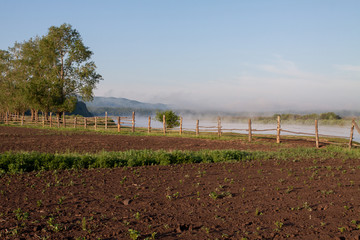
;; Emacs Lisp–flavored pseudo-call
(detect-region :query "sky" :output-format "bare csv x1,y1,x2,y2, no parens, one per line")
1,0,360,113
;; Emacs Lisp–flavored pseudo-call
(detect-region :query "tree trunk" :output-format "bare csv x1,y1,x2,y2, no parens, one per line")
56,112,61,128
35,110,39,123
31,109,35,121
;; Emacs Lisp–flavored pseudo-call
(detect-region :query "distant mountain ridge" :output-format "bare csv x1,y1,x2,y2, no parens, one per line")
85,96,168,110
83,96,169,116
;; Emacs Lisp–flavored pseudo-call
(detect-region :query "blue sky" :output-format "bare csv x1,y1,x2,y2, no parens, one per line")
1,0,360,112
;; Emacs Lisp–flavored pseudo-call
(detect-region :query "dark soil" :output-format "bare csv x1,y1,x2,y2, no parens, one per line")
0,126,317,153
1,126,359,239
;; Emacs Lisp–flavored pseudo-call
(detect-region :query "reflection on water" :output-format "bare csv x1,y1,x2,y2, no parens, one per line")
127,116,360,142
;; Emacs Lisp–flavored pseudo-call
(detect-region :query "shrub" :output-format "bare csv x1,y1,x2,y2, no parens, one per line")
155,110,180,128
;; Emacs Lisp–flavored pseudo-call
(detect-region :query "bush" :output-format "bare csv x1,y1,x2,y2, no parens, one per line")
155,110,180,128
320,112,341,120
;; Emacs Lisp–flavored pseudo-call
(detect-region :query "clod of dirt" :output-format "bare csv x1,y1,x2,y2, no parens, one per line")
176,224,192,233
123,199,132,205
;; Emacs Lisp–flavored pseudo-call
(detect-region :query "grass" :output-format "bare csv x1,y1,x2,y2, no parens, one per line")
1,146,360,173
2,122,356,146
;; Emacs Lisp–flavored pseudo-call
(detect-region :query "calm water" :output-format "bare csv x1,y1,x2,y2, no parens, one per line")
122,116,359,143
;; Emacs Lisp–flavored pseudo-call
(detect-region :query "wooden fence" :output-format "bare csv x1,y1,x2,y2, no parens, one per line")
1,111,359,149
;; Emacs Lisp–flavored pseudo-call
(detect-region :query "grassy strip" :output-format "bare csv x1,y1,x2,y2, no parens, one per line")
1,146,360,173
3,123,353,146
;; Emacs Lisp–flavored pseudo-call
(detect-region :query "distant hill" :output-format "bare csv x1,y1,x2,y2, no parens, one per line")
69,101,93,117
84,96,169,116
85,97,168,109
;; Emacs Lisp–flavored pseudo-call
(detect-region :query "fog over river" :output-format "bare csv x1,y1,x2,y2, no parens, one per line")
115,116,360,143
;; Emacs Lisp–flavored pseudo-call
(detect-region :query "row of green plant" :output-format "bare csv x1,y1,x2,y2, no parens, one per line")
1,146,360,174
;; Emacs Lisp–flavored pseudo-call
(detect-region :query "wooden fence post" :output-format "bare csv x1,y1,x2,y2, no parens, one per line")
349,120,355,149
196,120,199,136
21,114,24,126
5,112,8,124
94,117,97,130
57,115,60,128
179,117,183,135
105,112,108,130
132,111,135,132
354,120,360,135
248,118,252,142
163,115,166,135
63,112,66,128
315,119,319,148
42,112,45,127
218,117,222,137
49,113,52,127
276,115,281,144
84,117,87,129
117,117,121,132
74,116,77,128
148,116,151,133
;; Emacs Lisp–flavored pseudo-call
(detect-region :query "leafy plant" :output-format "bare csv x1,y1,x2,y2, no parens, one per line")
36,200,43,207
255,208,263,216
274,221,284,231
13,208,29,221
47,217,62,232
155,110,180,128
82,217,87,232
128,229,141,240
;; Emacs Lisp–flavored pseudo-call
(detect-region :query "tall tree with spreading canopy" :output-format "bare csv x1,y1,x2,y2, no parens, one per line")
1,44,29,117
40,23,102,117
0,50,11,113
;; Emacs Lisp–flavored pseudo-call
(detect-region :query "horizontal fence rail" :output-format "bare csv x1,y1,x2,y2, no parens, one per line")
1,111,359,149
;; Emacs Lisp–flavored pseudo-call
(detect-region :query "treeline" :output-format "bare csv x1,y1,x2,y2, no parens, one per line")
274,112,341,120
0,23,102,120
253,112,342,121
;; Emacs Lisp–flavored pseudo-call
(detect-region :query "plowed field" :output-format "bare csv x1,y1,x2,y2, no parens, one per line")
1,126,359,239
0,126,316,153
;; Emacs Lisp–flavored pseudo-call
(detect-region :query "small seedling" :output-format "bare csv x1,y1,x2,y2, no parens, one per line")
120,176,127,184
47,217,62,232
36,200,43,207
13,208,29,221
286,186,294,194
128,229,141,240
274,221,283,232
134,212,140,220
82,217,87,232
255,208,263,216
58,196,66,205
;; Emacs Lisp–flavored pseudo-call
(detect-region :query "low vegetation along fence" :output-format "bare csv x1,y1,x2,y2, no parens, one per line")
1,111,360,149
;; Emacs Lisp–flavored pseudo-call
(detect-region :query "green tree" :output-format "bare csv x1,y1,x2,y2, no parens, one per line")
320,112,341,120
19,37,48,120
0,23,102,120
155,110,180,128
0,49,11,113
1,44,29,117
39,23,102,117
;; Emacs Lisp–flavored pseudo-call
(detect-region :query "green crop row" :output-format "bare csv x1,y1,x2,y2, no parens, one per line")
0,146,360,174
